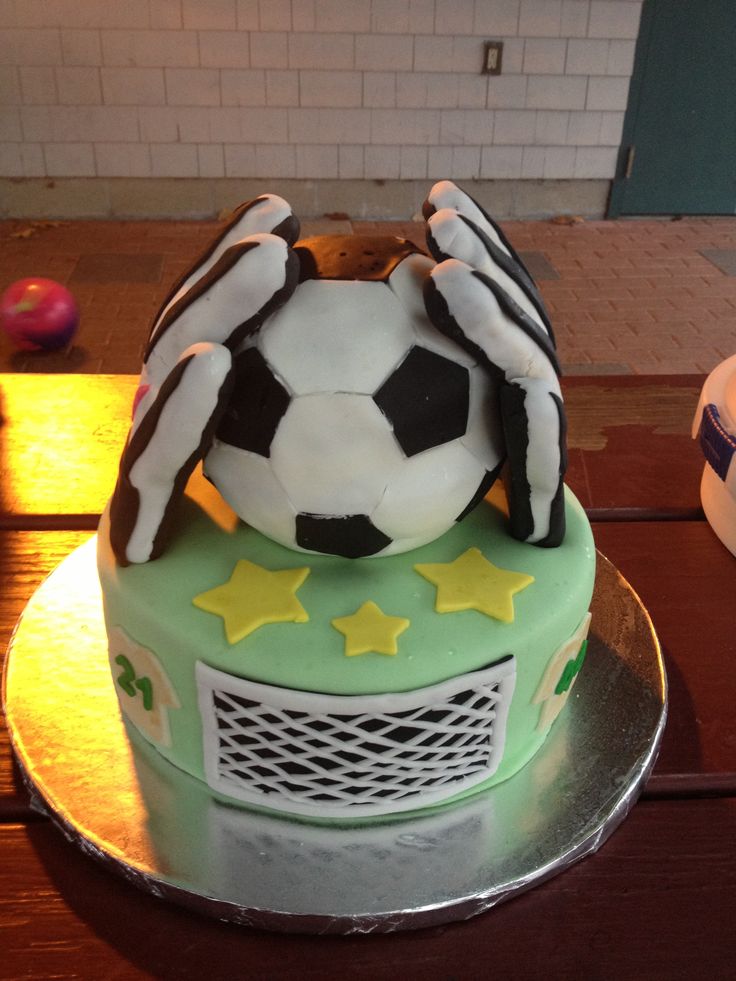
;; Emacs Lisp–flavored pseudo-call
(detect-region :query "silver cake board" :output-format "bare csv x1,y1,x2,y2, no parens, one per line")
3,540,666,934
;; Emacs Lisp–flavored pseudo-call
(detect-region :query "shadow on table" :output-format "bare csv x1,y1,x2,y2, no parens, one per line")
5,344,91,373
644,645,705,785
23,816,467,979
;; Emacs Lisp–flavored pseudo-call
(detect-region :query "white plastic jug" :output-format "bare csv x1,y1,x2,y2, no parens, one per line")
693,354,736,557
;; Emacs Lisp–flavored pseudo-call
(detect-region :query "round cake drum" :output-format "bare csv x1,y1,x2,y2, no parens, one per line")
3,541,666,933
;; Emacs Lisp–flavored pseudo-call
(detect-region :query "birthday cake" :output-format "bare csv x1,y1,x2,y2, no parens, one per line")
97,181,596,820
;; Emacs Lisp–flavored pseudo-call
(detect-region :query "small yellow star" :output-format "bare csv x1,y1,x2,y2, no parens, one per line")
331,601,410,657
193,559,310,645
415,547,534,623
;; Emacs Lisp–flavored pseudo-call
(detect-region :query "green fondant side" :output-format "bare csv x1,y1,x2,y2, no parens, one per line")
97,487,595,809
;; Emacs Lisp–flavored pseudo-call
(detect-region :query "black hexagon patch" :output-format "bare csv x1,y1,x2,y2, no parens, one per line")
373,346,470,457
215,347,291,457
295,513,392,558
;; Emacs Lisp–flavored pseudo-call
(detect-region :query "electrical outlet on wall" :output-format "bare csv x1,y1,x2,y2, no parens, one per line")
482,41,504,75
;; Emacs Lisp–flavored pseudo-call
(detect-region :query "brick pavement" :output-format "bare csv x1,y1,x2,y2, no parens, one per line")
1,214,734,376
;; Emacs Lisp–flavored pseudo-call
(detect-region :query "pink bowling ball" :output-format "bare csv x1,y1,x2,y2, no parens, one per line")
0,278,79,351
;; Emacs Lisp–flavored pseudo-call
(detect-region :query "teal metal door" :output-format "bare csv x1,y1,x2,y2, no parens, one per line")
609,0,736,216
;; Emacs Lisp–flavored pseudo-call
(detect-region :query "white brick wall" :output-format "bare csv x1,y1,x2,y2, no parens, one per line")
0,0,642,181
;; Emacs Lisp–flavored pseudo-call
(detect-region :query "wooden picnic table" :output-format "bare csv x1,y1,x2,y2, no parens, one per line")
0,373,734,979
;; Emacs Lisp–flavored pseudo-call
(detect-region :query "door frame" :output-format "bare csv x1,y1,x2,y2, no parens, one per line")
607,0,656,217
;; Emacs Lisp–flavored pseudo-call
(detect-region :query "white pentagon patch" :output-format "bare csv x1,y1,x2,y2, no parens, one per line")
372,441,488,540
388,253,477,369
270,393,403,516
204,442,297,549
258,279,415,396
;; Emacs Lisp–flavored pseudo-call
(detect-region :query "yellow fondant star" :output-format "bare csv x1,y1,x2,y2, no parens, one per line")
415,547,534,623
193,559,310,645
331,601,410,657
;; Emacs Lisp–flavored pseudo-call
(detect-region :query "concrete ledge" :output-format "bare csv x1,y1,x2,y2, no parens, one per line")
0,177,611,221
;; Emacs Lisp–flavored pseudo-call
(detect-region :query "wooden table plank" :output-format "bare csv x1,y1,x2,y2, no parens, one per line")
563,375,705,516
593,520,736,781
1,373,729,976
2,521,734,810
0,374,706,521
0,531,91,808
0,374,134,521
0,799,734,978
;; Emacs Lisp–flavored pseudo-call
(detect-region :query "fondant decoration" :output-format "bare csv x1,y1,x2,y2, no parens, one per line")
195,656,516,817
141,230,299,420
422,181,566,547
415,547,534,623
206,247,502,558
295,512,392,558
109,343,234,565
423,180,555,343
107,627,180,747
107,181,569,565
331,601,410,657
98,489,596,807
145,194,300,367
110,193,302,565
215,347,292,456
192,559,310,645
555,638,588,695
115,654,154,710
533,612,592,731
0,277,79,351
373,345,470,456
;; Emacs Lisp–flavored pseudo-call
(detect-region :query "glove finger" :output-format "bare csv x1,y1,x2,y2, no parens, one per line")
501,376,566,547
426,208,554,342
149,193,299,347
425,257,560,380
141,232,299,405
423,179,531,275
424,257,565,546
109,342,234,565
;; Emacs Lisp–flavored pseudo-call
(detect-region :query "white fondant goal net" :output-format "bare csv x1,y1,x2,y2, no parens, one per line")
196,659,516,817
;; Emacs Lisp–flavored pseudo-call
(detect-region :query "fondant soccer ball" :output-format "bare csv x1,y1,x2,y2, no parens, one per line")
204,237,504,558
109,185,567,567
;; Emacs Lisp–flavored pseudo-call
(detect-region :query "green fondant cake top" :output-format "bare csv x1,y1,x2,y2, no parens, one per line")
98,486,595,803
99,489,594,698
